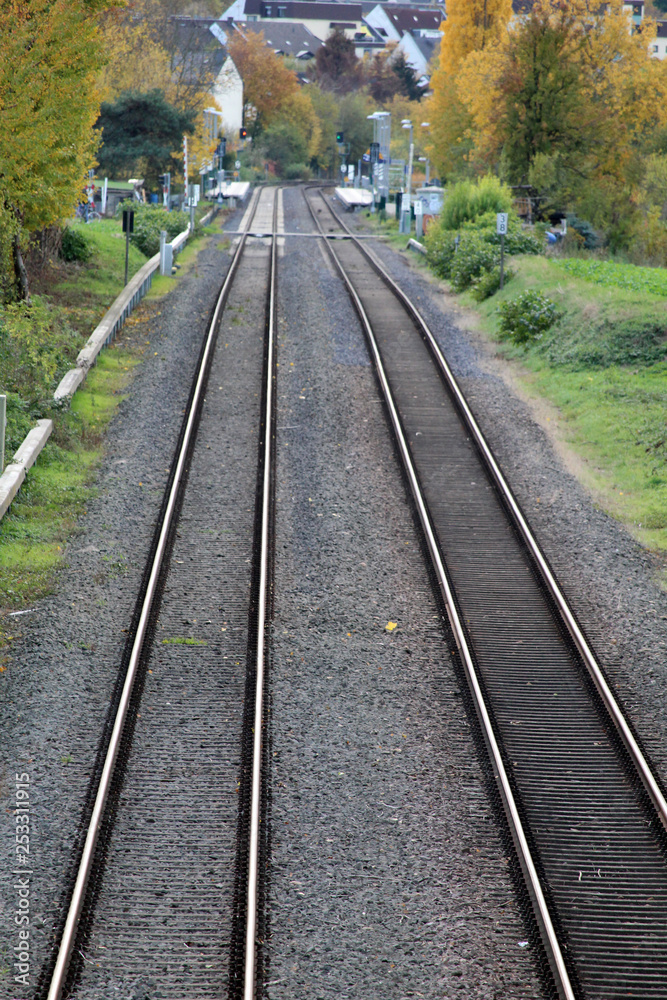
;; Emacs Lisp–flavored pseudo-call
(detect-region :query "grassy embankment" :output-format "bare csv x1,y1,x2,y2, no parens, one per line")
0,210,221,619
359,208,667,568
457,254,667,563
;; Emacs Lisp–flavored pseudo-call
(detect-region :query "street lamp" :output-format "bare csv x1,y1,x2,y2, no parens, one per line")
420,122,431,185
418,156,430,185
401,119,414,234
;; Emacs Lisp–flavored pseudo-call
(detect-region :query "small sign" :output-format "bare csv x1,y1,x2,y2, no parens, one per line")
347,164,354,179
122,209,134,234
235,159,241,169
496,212,509,235
414,199,424,216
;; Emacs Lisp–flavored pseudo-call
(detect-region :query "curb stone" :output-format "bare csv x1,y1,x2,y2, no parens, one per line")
0,208,217,522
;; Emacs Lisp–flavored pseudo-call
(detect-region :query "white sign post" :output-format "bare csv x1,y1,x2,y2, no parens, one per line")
415,198,424,239
497,212,509,289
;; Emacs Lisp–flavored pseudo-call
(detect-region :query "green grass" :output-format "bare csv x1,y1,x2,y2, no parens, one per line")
552,257,667,298
0,206,227,614
161,636,208,645
41,218,151,337
0,343,139,611
459,254,667,563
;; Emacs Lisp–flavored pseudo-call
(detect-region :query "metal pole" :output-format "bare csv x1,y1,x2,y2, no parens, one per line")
124,228,130,287
500,232,505,290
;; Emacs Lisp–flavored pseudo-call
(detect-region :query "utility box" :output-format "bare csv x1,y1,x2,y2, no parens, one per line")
415,186,444,215
159,231,173,276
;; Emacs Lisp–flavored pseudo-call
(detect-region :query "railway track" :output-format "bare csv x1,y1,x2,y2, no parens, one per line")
304,186,667,1000
36,187,278,1000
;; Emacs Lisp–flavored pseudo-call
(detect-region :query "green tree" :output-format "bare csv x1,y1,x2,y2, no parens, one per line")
95,90,196,189
496,5,588,184
392,52,423,102
262,122,308,175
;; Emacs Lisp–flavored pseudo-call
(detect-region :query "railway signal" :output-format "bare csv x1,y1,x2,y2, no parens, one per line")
336,130,344,144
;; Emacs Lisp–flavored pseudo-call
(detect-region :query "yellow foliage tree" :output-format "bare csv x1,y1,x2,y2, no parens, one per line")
97,13,174,102
457,0,667,226
0,0,114,299
425,0,512,179
279,90,322,161
228,30,298,133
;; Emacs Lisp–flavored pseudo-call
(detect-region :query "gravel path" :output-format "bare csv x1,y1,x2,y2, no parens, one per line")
265,188,546,999
0,188,665,1000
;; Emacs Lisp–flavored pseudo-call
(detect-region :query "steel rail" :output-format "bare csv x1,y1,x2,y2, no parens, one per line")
45,185,264,1000
304,189,576,1000
243,189,278,999
317,191,667,834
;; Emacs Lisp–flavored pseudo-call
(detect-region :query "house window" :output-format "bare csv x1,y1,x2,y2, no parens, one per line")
277,5,286,15
264,5,271,15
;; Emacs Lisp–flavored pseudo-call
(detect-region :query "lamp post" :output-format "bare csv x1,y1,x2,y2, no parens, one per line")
418,156,430,185
420,122,431,184
400,119,414,234
367,110,391,210
367,112,380,211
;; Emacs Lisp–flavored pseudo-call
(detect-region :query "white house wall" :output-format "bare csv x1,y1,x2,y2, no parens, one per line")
212,56,244,134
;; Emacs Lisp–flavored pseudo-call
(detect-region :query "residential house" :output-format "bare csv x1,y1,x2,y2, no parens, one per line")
225,0,364,40
363,4,443,43
170,17,244,133
653,19,667,58
239,18,323,58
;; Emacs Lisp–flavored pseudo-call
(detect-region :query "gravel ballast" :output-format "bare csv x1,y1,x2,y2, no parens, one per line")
0,215,243,991
0,190,665,999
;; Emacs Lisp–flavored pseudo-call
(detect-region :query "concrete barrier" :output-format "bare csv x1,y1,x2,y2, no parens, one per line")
1,205,219,522
0,419,53,519
407,238,427,256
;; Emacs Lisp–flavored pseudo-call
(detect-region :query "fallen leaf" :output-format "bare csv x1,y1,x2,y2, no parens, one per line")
385,621,397,632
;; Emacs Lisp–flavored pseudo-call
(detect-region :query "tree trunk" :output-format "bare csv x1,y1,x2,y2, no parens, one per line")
12,233,30,303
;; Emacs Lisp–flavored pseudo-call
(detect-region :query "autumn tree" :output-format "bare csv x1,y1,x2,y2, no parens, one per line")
0,0,113,300
425,0,512,178
228,30,298,135
97,1,225,180
458,0,667,236
366,47,403,103
314,29,364,94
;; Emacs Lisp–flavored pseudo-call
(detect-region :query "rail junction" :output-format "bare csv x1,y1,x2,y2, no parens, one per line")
26,185,667,1000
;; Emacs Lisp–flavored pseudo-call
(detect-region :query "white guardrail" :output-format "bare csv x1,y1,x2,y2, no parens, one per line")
0,211,214,522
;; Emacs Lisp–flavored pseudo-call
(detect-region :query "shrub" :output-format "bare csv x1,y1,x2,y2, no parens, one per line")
441,175,514,230
426,210,543,282
566,213,602,250
283,163,312,181
117,201,189,258
498,290,562,346
471,265,514,302
424,226,458,278
60,226,93,262
449,232,499,292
